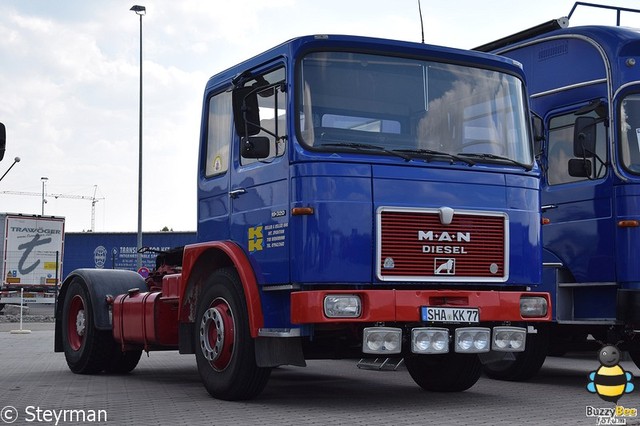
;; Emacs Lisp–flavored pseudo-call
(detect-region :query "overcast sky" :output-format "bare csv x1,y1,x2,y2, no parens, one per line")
1,0,638,232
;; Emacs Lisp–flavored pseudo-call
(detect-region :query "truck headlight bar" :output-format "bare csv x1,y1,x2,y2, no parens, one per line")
362,326,528,355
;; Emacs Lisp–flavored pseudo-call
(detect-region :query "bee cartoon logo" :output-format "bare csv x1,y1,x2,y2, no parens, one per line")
587,345,634,403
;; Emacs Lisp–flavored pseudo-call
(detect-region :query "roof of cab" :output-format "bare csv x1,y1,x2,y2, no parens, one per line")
204,34,527,90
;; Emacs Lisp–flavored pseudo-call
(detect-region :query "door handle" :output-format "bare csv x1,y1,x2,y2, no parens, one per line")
541,204,557,212
229,188,247,198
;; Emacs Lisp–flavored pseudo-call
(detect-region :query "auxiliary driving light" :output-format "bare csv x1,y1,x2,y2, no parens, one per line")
362,327,402,354
324,295,362,318
411,328,450,354
520,296,548,317
454,327,491,353
492,326,527,352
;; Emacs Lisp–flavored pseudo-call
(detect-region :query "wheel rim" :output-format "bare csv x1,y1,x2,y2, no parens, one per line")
199,298,235,371
67,295,86,351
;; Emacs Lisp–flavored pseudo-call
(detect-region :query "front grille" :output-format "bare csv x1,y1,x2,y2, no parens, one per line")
377,207,508,282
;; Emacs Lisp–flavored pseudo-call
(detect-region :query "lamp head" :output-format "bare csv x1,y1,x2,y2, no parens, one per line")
130,5,146,15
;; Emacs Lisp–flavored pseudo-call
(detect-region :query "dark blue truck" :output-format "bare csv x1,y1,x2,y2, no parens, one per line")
51,35,549,400
476,2,640,380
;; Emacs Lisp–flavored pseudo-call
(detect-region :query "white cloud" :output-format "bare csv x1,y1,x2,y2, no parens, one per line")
1,0,639,231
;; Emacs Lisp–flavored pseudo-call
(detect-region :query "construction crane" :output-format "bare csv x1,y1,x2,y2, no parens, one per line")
0,185,104,231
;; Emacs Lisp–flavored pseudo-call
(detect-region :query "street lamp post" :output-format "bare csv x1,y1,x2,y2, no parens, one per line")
41,177,48,215
131,5,146,270
0,157,20,182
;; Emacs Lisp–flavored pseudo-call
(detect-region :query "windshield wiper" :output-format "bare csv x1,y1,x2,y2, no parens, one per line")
456,152,532,170
318,142,412,161
394,148,475,166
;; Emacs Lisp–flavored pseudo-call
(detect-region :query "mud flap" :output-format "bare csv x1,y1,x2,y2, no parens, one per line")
255,336,306,367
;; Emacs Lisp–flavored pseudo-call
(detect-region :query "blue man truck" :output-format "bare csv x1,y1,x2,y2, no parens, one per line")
475,2,640,380
49,35,549,400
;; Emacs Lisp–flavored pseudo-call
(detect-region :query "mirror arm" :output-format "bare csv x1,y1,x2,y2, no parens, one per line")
240,79,286,140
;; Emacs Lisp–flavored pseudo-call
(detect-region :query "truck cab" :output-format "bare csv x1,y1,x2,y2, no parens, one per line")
55,35,550,401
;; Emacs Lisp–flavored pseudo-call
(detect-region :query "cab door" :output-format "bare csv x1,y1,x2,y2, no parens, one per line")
541,105,615,319
198,88,233,243
228,66,290,285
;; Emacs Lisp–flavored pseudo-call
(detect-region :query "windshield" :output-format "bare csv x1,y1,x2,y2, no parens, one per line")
298,51,532,166
620,93,640,173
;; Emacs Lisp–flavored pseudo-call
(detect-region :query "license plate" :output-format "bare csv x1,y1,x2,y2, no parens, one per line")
421,307,479,323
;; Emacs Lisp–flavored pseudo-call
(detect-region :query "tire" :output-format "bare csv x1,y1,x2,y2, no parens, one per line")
405,352,482,392
105,347,143,374
61,278,111,374
630,351,640,370
482,327,549,381
195,268,271,401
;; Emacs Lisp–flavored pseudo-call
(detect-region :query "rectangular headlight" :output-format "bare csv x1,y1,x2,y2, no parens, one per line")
454,327,491,353
520,296,548,318
492,326,527,352
324,294,362,318
411,327,450,354
363,327,402,354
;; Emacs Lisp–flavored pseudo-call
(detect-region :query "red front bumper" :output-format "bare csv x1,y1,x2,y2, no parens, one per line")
291,289,551,324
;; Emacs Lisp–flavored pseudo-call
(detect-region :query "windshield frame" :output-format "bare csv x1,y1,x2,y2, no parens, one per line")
295,50,534,168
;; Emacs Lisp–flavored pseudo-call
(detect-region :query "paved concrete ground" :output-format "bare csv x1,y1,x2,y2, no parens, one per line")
1,324,639,426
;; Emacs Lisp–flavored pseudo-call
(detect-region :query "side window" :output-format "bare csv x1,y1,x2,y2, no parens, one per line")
620,93,640,173
205,91,232,177
547,111,606,185
240,67,287,166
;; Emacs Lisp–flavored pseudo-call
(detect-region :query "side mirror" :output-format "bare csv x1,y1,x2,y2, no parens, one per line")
232,87,261,137
531,113,544,155
568,158,591,177
241,136,270,159
573,116,596,158
0,123,5,162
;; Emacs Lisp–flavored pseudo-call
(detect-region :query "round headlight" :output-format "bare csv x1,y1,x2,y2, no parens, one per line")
474,333,489,351
494,331,509,349
458,332,473,351
367,334,384,352
510,333,525,350
384,333,400,352
414,331,432,351
433,332,448,351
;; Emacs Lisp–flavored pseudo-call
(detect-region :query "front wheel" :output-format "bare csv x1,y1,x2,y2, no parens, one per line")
405,352,482,392
61,278,111,373
194,268,271,401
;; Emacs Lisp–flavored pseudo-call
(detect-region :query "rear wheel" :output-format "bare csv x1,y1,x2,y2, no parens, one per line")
482,326,549,381
195,268,271,400
61,279,111,373
405,352,482,392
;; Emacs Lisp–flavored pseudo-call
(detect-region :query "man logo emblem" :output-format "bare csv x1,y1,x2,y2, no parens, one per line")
434,258,455,275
